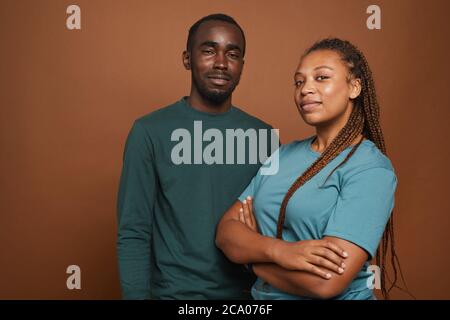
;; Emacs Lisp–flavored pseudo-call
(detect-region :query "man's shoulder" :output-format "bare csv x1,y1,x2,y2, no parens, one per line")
232,106,273,129
136,99,183,127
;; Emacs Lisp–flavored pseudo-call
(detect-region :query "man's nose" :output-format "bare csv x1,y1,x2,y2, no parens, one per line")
213,52,228,70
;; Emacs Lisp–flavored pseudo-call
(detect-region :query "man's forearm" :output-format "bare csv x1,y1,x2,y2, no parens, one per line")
117,236,151,299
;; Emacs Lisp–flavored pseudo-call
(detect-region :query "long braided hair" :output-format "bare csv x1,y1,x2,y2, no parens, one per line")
277,38,407,299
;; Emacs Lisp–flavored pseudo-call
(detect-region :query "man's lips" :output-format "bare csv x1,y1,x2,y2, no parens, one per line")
208,77,229,86
208,74,230,79
207,74,231,86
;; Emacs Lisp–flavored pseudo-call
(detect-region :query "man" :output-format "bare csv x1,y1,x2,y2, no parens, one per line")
117,13,277,299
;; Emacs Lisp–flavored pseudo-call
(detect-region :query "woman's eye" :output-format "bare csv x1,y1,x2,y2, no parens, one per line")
294,80,303,87
316,75,329,81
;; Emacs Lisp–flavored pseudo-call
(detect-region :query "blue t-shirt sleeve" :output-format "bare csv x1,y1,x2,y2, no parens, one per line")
323,167,398,259
238,166,263,203
238,144,283,203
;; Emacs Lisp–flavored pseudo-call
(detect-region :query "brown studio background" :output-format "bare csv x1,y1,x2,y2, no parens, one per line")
0,0,449,299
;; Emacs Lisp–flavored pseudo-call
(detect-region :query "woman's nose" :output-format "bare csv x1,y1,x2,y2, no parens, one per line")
301,79,315,95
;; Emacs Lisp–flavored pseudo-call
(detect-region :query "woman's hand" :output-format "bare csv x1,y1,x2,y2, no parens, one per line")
238,196,348,280
239,196,259,233
270,239,348,280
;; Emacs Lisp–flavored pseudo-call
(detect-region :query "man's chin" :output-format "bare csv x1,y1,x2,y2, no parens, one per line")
201,89,232,105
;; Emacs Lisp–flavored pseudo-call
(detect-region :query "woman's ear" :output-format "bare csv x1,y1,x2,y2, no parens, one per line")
349,78,362,99
182,51,191,70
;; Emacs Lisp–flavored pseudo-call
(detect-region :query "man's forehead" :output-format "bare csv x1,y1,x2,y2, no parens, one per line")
194,20,244,46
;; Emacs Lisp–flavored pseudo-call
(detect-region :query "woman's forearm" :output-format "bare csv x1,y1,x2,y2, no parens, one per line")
215,219,280,264
253,263,338,299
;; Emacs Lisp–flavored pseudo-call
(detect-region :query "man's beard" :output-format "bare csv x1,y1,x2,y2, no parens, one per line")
192,73,239,106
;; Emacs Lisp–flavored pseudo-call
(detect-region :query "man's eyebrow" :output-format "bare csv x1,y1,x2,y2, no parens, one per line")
225,44,242,52
199,41,218,48
199,41,242,52
294,66,334,77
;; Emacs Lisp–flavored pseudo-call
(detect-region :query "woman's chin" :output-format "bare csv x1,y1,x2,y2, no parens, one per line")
300,114,325,127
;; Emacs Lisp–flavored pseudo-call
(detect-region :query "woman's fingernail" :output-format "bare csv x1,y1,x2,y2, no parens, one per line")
341,262,346,268
338,268,344,273
343,251,348,257
326,273,331,279
243,200,247,204
239,208,243,212
247,196,252,200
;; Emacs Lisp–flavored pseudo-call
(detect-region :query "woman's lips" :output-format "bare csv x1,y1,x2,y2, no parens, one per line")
301,102,321,112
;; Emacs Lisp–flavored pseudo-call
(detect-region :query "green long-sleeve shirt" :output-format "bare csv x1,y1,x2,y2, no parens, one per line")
117,97,276,299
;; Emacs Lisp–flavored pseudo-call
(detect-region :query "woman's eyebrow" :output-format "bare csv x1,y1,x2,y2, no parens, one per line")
314,65,334,71
294,65,334,77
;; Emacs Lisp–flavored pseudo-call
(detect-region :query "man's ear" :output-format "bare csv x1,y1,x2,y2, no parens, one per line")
349,78,362,99
182,50,191,70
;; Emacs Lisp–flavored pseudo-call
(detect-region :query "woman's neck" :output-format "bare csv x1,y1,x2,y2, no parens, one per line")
312,126,341,153
312,128,364,153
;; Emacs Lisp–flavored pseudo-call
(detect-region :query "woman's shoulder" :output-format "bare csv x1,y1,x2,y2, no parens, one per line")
344,139,396,178
277,137,396,176
357,139,394,168
278,136,316,155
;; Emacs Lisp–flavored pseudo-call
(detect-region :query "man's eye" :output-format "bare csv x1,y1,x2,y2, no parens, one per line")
228,52,240,59
203,50,214,55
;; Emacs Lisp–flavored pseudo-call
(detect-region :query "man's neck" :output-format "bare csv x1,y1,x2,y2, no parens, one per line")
187,90,232,114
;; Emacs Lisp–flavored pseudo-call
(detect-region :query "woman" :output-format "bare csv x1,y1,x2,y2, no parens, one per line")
216,38,403,300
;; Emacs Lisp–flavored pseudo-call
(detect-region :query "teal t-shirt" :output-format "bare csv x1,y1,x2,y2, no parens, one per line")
239,136,397,300
117,97,276,299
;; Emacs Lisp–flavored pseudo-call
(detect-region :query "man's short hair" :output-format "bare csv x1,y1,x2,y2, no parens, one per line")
186,13,246,56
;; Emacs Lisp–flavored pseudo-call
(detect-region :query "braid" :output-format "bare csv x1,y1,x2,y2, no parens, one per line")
276,105,364,238
278,38,411,299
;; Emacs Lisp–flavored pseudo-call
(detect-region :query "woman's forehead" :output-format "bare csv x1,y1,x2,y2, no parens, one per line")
296,50,346,74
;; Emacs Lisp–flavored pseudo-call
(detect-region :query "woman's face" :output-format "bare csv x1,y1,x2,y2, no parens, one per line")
294,49,361,128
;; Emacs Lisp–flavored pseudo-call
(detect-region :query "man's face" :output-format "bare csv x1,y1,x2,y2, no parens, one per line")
184,20,245,105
